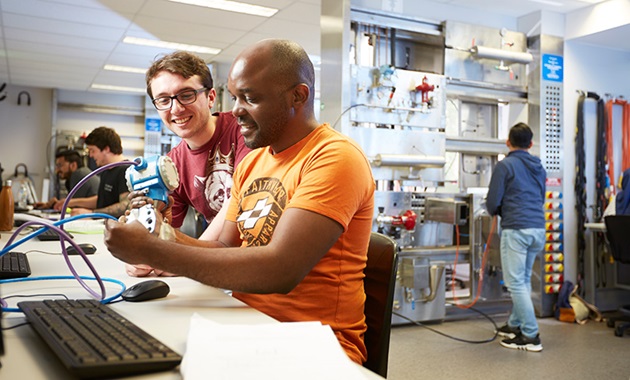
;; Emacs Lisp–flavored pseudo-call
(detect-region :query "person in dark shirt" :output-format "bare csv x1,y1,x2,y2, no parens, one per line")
69,127,129,218
486,122,546,352
35,149,99,210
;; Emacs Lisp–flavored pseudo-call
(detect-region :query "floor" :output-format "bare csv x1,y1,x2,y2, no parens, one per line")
386,311,630,380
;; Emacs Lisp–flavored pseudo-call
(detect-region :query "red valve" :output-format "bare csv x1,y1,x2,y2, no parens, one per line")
402,210,417,230
415,76,434,104
390,210,417,230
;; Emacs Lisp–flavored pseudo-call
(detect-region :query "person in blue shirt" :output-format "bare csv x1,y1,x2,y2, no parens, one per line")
486,122,547,352
615,168,630,216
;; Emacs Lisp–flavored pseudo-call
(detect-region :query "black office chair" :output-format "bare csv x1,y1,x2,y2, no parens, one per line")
603,215,630,337
363,232,398,378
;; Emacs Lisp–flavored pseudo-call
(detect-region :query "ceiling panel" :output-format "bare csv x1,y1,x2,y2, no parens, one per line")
2,0,134,28
3,28,119,52
0,0,625,95
129,15,246,46
136,1,266,31
2,14,126,41
274,2,321,23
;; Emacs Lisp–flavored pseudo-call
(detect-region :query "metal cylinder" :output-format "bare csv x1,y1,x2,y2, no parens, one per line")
471,45,533,64
373,154,446,168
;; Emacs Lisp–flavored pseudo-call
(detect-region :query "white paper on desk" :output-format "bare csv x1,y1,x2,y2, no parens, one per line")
181,313,368,380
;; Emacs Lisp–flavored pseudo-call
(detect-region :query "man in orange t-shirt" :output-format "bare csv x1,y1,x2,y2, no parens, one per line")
229,122,374,363
104,39,375,364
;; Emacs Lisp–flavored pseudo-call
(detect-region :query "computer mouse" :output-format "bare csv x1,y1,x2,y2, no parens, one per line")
121,280,170,302
65,243,97,255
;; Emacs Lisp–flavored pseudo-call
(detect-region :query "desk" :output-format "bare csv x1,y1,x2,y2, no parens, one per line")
584,222,630,312
0,226,382,379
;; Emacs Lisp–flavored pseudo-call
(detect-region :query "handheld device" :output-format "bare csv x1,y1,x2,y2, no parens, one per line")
126,204,157,233
125,155,180,204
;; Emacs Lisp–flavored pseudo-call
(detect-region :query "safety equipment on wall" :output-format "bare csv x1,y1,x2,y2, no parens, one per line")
0,83,6,102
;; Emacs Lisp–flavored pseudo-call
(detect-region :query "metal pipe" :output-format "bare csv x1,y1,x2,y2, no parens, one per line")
372,154,446,168
470,45,533,64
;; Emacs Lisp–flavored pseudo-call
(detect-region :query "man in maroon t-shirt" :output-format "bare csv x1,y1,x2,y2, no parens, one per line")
127,51,250,277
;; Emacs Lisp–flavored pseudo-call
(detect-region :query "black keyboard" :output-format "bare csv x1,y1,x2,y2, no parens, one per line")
18,299,182,379
35,227,73,241
0,251,31,279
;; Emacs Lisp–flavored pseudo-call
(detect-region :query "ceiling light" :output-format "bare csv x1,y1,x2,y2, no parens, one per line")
578,0,605,3
91,84,146,93
169,0,278,17
123,36,221,55
104,64,147,74
527,0,563,6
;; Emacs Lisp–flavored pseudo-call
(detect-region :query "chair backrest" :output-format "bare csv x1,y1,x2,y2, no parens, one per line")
363,232,398,378
604,215,630,264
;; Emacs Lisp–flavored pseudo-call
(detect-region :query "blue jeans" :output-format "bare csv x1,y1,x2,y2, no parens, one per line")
500,228,545,338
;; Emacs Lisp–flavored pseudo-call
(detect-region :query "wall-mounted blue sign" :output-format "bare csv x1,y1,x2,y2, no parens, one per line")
542,54,563,82
145,118,161,132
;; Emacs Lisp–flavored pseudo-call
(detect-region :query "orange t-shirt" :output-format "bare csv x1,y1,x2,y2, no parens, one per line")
227,124,375,364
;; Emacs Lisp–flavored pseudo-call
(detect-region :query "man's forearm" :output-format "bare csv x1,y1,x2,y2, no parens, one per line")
67,196,98,209
95,193,130,218
173,229,226,247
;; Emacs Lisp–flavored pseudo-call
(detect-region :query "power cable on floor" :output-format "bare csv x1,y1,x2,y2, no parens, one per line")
392,306,500,344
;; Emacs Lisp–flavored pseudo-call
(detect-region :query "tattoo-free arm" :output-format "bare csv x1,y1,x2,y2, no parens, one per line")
104,207,342,294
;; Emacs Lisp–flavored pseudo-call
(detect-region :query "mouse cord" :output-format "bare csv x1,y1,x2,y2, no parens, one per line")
0,276,127,312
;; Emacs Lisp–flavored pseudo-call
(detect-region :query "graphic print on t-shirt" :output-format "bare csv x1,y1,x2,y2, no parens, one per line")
236,177,287,246
193,146,235,215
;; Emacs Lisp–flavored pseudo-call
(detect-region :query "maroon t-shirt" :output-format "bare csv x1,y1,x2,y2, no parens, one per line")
167,112,250,228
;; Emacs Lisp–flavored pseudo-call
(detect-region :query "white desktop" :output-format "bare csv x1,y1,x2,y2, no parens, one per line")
0,223,382,379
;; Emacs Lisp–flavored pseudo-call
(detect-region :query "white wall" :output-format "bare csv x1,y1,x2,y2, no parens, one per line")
55,89,145,158
0,85,53,199
0,85,145,200
562,42,630,283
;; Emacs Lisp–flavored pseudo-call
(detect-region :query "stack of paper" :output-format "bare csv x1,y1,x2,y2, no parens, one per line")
181,314,368,380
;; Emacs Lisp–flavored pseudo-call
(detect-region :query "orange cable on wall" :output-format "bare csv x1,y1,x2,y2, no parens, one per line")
624,102,630,172
451,216,496,309
605,98,630,192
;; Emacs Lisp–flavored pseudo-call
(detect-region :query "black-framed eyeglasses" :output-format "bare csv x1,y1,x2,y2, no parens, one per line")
152,87,207,110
